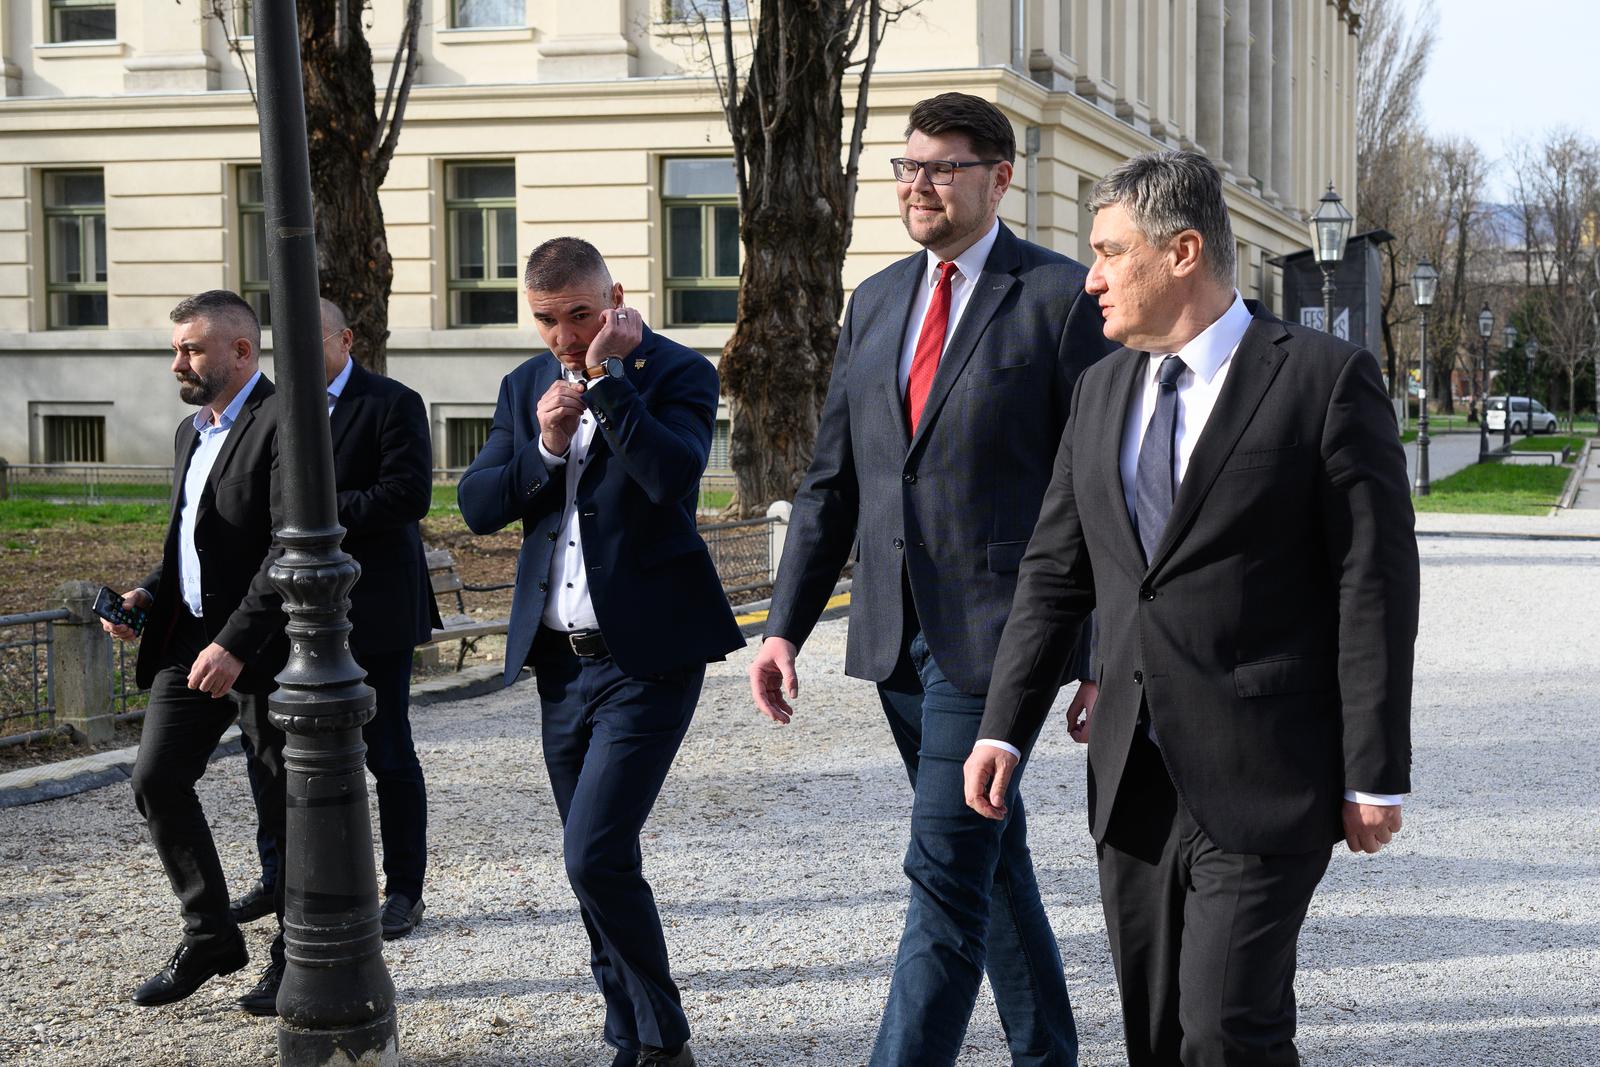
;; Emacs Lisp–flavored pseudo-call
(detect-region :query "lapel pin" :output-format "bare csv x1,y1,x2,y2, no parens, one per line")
634,359,647,370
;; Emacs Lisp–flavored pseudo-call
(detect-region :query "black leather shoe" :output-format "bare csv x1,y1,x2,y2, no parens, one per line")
380,893,425,940
229,879,276,925
237,959,284,1017
131,933,248,1006
610,1049,638,1067
637,1045,696,1067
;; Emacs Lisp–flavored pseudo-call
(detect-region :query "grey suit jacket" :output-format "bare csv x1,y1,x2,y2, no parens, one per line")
765,223,1111,696
979,303,1419,854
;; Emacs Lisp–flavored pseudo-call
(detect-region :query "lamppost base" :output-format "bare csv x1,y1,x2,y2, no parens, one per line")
279,1011,400,1067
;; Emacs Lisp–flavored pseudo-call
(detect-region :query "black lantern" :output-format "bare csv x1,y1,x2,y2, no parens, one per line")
1309,182,1353,336
1411,259,1438,495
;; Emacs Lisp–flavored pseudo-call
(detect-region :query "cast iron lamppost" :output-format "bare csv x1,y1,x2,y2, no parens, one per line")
1477,304,1494,462
1310,182,1354,337
1501,322,1518,451
255,4,398,1064
1412,258,1439,496
1524,336,1540,437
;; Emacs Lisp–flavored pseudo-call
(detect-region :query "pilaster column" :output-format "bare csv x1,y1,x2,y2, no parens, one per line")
1223,1,1253,188
1195,0,1226,171
538,0,638,80
0,0,21,97
1248,0,1275,200
123,0,218,91
1272,0,1295,213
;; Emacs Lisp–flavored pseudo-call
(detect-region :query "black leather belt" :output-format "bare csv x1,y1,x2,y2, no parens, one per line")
541,627,608,658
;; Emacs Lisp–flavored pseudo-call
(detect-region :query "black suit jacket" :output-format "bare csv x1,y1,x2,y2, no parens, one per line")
765,223,1111,695
458,325,745,685
330,362,441,655
137,374,287,693
979,303,1419,854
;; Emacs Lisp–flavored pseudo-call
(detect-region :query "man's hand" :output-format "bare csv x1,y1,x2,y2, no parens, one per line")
963,745,1020,821
100,588,152,642
1342,801,1403,854
537,379,586,456
586,306,645,366
1066,680,1098,744
748,636,800,724
187,642,244,699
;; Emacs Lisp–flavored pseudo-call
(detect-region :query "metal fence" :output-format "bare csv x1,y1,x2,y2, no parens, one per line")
0,609,66,740
0,463,173,505
699,515,778,600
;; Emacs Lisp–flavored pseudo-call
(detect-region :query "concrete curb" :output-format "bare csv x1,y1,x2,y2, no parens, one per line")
1556,436,1594,511
0,726,241,810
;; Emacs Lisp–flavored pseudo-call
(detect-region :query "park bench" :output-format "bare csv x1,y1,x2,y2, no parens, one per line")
422,547,511,670
1491,443,1574,466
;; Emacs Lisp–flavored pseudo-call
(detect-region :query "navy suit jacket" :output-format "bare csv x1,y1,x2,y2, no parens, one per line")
765,223,1112,695
330,361,441,656
458,326,745,685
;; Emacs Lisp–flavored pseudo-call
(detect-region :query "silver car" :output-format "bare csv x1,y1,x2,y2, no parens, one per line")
1485,396,1558,435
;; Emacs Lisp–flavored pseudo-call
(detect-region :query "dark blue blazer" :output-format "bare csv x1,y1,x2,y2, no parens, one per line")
458,326,745,685
765,223,1112,696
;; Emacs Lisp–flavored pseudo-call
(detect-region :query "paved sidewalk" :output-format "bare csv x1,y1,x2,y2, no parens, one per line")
1404,430,1482,487
2,534,1598,1065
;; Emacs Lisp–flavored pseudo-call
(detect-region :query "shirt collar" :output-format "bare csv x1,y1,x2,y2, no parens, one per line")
327,356,354,400
193,369,262,432
923,217,1002,287
1160,291,1251,385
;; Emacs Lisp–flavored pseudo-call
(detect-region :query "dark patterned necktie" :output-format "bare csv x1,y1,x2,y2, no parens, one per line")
1133,355,1186,564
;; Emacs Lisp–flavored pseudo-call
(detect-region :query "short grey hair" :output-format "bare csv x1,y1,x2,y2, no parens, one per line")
170,289,261,351
1088,151,1236,285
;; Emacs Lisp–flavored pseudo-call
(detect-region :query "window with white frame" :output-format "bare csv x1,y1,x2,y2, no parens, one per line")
665,0,748,21
238,165,271,326
662,158,740,327
454,0,524,27
50,0,115,42
445,162,519,327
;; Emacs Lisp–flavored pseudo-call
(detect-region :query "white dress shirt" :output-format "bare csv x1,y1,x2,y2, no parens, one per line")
177,370,262,618
537,368,602,632
980,294,1402,807
897,218,1003,393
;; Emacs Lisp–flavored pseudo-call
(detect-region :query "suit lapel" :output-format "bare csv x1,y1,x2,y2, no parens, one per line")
329,361,366,453
1104,347,1146,564
206,375,269,500
1145,316,1290,575
880,252,929,454
908,226,1020,455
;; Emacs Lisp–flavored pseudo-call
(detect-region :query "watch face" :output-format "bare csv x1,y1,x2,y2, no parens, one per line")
605,357,625,379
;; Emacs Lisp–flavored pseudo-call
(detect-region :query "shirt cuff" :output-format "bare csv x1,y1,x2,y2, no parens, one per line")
537,439,568,467
1344,790,1404,806
975,739,1022,760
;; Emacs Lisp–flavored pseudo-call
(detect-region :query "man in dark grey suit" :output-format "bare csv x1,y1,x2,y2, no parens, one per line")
749,93,1109,1066
965,151,1418,1066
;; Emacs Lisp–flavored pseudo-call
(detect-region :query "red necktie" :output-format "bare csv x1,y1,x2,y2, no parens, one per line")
906,261,957,434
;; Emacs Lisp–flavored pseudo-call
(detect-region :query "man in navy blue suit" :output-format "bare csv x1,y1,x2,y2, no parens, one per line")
459,237,743,1067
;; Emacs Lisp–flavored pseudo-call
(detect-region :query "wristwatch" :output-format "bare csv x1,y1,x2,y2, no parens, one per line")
583,357,625,383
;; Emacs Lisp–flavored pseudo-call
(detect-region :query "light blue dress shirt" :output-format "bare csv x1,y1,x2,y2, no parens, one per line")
178,370,262,617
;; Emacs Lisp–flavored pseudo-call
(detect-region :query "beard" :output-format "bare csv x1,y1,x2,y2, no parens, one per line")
176,367,226,407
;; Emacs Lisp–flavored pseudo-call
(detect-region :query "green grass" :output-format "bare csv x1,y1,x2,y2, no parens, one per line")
0,500,168,530
1412,462,1573,515
699,489,732,512
1511,435,1589,456
5,480,170,502
1399,430,1417,444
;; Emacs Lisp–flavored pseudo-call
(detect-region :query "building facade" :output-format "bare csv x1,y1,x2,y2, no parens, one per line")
0,0,1359,469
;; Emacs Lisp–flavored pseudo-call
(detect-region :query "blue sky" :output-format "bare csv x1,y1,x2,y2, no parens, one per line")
1415,0,1600,197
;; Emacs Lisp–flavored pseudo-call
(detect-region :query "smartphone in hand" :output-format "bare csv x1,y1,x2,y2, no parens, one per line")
92,586,146,636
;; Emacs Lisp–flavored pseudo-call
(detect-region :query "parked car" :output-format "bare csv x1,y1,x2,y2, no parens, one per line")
1485,396,1558,435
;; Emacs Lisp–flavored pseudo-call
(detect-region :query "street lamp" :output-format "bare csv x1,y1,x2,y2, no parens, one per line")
1524,336,1540,437
1501,322,1518,450
1412,258,1439,495
1476,304,1494,462
1310,181,1354,336
254,4,398,1064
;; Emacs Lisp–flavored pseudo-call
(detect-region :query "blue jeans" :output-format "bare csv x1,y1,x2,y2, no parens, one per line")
870,632,1078,1067
533,629,702,1056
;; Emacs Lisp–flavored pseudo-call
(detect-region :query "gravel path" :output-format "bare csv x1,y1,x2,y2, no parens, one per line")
2,529,1598,1066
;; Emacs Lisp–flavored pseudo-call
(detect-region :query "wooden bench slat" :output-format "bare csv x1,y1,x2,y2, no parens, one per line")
431,572,465,594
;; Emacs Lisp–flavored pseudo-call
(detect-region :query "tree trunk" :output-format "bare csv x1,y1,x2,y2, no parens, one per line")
299,1,395,375
718,3,858,516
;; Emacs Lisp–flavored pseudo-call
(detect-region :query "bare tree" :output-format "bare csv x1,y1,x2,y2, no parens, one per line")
1415,137,1491,416
698,0,914,515
208,0,422,375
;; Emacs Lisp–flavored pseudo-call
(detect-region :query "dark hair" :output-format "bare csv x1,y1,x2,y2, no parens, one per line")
523,237,611,294
169,289,261,348
905,93,1016,164
1088,151,1237,284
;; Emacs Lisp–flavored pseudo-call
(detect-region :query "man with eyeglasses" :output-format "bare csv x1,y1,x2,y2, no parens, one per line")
749,92,1111,1066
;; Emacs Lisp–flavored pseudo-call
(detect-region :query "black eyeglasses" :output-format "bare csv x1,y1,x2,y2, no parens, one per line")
890,158,1005,185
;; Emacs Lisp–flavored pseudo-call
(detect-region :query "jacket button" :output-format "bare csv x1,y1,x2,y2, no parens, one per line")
893,537,904,549
538,580,548,591
903,473,917,484
1133,670,1144,685
547,531,557,541
1140,587,1155,601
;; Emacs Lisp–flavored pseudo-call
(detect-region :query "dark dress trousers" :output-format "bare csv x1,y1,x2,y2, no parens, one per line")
458,325,743,1058
980,305,1419,1066
130,374,289,955
765,222,1112,1066
241,361,439,901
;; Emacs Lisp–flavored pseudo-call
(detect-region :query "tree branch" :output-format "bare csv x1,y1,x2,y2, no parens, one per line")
372,0,422,178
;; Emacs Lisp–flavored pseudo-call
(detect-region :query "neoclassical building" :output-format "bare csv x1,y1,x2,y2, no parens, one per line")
0,0,1359,469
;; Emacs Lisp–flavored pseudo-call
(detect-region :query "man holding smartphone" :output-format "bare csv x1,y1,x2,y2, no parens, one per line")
102,290,289,1016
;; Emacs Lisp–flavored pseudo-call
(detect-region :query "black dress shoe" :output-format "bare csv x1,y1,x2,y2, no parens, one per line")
237,959,285,1017
380,893,425,940
610,1049,638,1067
637,1045,696,1067
131,933,248,1006
229,879,276,925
